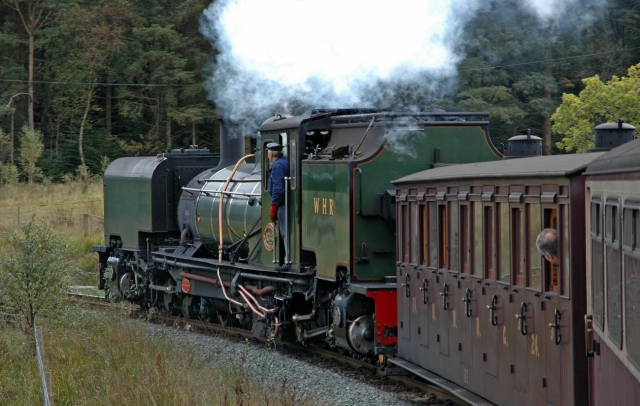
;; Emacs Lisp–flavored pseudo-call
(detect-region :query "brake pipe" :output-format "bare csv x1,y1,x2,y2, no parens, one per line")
237,284,279,315
216,267,244,308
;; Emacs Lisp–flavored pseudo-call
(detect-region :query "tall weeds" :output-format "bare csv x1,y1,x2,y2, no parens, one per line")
0,182,319,405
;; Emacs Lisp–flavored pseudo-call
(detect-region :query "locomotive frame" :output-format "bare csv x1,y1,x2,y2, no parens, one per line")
94,108,503,360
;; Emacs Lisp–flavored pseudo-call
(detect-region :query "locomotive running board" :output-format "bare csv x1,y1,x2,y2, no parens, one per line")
387,358,496,406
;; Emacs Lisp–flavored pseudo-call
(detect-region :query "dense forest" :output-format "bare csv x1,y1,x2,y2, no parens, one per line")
1,0,640,183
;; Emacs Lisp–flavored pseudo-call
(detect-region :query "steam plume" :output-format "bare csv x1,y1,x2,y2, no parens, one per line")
199,0,608,136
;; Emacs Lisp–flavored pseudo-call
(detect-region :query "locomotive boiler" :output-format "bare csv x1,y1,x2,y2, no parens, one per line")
94,108,503,358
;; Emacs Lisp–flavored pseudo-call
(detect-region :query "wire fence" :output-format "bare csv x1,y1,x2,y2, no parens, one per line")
0,207,104,236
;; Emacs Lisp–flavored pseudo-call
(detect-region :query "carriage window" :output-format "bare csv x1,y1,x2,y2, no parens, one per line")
461,205,470,273
562,205,570,296
485,206,495,279
513,208,525,285
624,207,640,250
591,199,605,329
411,202,419,265
606,204,617,241
606,201,622,348
421,205,427,265
401,204,409,263
428,202,438,268
625,254,640,370
543,208,559,292
528,204,542,290
439,204,448,269
450,202,459,271
592,201,601,235
473,202,483,277
498,203,510,283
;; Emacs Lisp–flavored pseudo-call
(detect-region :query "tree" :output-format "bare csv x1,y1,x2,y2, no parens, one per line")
119,23,195,149
2,0,60,132
513,71,559,155
0,128,18,184
552,63,640,153
47,0,133,176
457,86,526,146
17,124,43,183
0,218,70,335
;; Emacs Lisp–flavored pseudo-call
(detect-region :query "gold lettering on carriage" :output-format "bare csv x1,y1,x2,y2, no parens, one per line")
313,197,335,215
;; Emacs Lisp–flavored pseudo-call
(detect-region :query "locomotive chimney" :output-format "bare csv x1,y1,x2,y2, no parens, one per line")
504,129,542,159
587,119,636,152
216,117,246,168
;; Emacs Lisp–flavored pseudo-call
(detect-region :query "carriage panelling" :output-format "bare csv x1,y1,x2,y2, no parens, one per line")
585,169,640,405
392,153,600,406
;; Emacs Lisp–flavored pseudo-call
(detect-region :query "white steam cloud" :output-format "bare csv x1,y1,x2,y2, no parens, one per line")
209,1,457,92
199,0,608,135
523,0,607,24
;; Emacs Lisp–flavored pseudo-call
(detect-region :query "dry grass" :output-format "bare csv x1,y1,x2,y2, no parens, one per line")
0,181,103,216
0,180,104,286
0,307,316,405
0,181,318,406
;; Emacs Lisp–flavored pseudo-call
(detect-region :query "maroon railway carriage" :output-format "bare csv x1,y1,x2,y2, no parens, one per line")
389,152,604,406
584,135,640,406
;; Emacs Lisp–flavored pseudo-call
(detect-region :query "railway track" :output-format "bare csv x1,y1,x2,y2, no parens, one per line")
65,288,469,406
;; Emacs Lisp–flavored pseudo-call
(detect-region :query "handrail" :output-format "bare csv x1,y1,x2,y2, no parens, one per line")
218,154,255,263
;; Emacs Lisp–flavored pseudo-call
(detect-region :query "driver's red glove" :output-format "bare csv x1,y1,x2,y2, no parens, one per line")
270,204,279,223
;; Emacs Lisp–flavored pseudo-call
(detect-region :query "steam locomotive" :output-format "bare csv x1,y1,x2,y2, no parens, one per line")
94,108,502,358
94,108,640,405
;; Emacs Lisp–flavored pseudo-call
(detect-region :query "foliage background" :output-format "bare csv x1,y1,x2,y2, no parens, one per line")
1,0,640,181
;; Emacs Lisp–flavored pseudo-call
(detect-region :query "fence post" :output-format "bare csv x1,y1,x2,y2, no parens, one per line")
35,323,52,406
83,214,89,237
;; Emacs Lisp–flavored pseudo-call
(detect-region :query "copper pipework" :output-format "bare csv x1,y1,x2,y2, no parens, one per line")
216,268,244,308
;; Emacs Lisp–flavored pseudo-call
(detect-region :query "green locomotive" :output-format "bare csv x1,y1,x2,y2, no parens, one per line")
94,108,502,356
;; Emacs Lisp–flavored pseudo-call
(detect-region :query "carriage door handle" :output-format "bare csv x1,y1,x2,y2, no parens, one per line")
487,295,498,326
462,288,472,317
585,314,597,357
419,278,428,304
549,309,561,345
401,273,410,298
440,283,449,310
515,302,528,335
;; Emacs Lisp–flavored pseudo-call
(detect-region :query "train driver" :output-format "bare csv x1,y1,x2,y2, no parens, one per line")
267,142,289,270
536,228,559,266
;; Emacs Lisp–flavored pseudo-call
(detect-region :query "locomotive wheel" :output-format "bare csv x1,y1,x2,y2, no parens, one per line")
347,315,375,355
161,292,178,315
180,295,197,319
119,271,133,298
216,308,234,326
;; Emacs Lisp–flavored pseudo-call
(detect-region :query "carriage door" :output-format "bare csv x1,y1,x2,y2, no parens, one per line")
407,196,423,362
416,198,433,367
488,199,510,404
540,199,566,406
436,191,452,368
397,192,411,359
509,196,531,403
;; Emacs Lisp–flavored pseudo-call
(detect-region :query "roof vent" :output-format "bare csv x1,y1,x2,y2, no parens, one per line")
505,129,542,159
587,119,636,152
